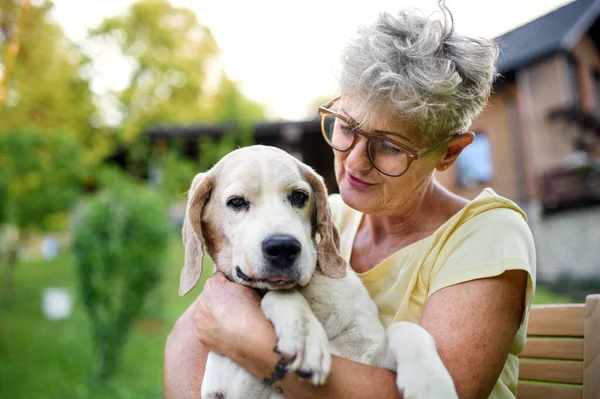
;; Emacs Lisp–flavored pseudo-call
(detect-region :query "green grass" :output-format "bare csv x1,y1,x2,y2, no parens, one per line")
533,286,573,305
0,235,212,399
0,234,574,398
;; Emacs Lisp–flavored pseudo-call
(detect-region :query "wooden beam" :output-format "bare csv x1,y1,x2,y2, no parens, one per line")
519,359,583,384
518,381,582,399
583,294,600,399
527,304,585,337
520,337,583,360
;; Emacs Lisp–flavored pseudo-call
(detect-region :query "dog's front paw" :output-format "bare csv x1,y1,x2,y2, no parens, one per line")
261,291,331,386
277,318,331,386
387,322,458,399
396,369,457,399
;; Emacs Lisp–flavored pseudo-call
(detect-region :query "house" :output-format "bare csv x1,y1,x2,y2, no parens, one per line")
433,0,600,285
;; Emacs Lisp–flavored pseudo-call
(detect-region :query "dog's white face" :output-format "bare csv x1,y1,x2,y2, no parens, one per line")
179,146,346,296
203,148,317,290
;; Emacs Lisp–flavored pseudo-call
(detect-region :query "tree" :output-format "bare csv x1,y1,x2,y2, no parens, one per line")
87,0,265,179
71,171,170,383
87,0,264,142
0,128,85,298
0,0,107,164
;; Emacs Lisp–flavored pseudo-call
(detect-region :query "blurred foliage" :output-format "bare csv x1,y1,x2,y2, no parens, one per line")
0,0,265,386
0,128,84,230
151,148,197,200
0,0,109,165
87,0,264,144
71,172,170,383
0,127,85,298
197,126,254,171
541,274,600,303
0,233,208,399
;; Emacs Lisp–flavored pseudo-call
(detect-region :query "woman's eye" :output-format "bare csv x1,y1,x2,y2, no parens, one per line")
379,140,402,154
289,190,309,208
339,122,355,135
227,196,249,211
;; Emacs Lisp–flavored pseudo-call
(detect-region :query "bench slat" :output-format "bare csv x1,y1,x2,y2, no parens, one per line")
584,294,600,399
520,337,584,360
519,358,583,384
527,304,585,337
518,381,582,399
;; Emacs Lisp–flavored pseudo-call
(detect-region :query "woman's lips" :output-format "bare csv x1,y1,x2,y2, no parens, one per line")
347,173,375,189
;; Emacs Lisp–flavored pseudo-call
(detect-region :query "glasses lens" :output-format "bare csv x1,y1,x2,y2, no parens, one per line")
368,138,409,176
322,115,355,151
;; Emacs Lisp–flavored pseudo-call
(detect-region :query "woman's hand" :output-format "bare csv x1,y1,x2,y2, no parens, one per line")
195,272,276,359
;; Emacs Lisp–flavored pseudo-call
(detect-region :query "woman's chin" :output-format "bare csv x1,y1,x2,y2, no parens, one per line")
339,184,378,212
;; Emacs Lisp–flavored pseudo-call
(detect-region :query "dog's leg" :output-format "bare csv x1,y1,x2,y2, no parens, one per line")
261,290,331,386
379,322,458,399
201,351,269,399
201,352,236,399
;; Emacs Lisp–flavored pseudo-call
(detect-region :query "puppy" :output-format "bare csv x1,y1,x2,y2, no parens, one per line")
180,145,457,399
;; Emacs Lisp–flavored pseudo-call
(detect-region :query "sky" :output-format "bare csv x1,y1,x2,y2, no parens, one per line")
50,0,575,121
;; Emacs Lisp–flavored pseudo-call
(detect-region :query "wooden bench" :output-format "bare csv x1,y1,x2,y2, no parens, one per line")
518,294,600,399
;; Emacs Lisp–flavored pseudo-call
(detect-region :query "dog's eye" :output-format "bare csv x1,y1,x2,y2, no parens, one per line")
289,190,309,208
227,196,249,211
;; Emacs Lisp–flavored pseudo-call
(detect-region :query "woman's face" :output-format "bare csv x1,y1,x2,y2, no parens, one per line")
333,107,443,215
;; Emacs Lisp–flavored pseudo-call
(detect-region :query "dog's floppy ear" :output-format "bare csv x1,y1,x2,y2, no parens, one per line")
180,172,213,296
296,161,346,279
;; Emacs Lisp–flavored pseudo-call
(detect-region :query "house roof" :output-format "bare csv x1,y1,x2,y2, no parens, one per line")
495,0,600,74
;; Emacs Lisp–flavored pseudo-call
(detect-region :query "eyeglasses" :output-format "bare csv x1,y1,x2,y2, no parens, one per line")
318,96,461,177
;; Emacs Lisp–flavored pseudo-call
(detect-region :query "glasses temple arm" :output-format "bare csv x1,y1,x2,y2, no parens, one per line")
417,132,461,157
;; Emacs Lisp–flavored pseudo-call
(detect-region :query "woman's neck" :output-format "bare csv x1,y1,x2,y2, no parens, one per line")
362,181,465,244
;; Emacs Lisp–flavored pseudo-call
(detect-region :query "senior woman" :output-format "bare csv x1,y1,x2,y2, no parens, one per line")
164,7,536,399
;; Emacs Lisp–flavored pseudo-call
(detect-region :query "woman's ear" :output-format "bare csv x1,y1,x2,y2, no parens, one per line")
436,132,475,171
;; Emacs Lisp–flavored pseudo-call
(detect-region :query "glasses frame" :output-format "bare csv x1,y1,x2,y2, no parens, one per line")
318,96,463,177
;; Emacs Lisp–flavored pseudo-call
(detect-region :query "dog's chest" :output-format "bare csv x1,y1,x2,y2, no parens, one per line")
300,272,387,364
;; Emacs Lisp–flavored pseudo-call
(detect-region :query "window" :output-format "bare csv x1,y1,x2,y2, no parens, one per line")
456,132,494,189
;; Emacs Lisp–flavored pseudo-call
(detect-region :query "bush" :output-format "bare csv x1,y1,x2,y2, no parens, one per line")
71,174,170,383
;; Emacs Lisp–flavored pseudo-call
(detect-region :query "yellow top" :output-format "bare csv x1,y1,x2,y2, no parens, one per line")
329,188,536,399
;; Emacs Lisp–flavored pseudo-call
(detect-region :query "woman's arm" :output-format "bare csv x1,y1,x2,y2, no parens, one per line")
164,270,526,399
420,269,528,399
236,272,527,399
163,302,400,399
163,302,208,399
164,273,401,399
229,328,401,399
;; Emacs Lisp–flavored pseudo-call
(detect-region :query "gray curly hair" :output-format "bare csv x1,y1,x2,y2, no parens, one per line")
339,5,499,142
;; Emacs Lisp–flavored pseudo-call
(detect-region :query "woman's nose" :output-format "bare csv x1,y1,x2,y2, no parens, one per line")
345,136,372,172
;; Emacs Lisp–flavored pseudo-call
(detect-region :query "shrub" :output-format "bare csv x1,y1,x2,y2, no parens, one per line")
71,174,170,383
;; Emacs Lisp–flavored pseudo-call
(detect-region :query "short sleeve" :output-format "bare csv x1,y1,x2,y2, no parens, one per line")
429,208,537,321
328,194,345,228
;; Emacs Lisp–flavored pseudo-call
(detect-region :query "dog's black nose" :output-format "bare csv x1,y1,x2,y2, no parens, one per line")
262,235,301,267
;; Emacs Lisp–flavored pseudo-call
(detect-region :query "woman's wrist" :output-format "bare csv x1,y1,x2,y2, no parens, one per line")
229,326,281,380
